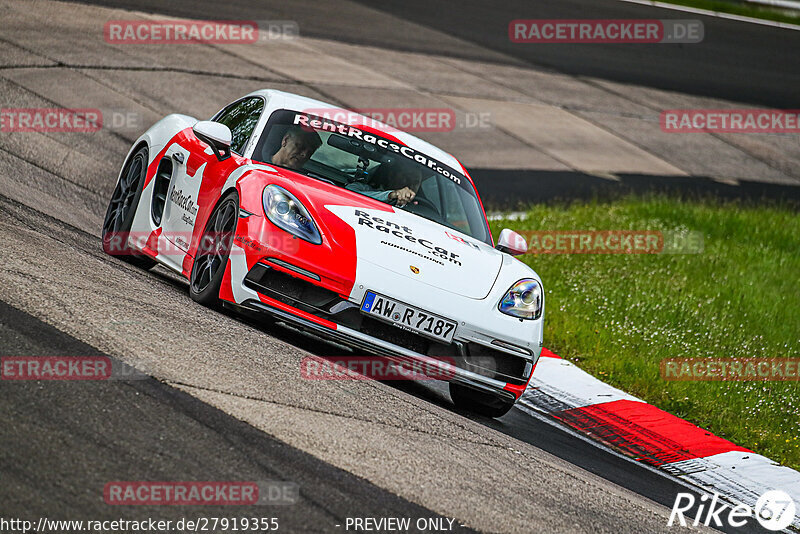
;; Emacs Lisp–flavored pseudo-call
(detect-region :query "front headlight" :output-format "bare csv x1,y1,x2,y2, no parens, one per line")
262,185,322,245
498,279,543,320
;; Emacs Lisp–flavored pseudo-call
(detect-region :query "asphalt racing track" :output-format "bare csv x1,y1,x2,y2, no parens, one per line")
71,0,800,108
1,0,794,532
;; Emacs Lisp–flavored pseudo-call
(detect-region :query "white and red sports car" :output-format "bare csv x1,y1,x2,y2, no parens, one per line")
102,90,544,417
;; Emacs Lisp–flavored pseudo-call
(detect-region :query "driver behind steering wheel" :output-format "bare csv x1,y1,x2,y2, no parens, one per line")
346,160,423,207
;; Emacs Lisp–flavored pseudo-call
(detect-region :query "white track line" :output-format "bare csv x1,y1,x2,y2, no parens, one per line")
618,0,800,30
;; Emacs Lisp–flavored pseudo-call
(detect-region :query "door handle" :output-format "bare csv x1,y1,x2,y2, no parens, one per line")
171,152,185,164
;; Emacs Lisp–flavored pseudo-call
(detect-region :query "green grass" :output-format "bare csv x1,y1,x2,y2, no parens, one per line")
658,0,800,25
491,196,800,469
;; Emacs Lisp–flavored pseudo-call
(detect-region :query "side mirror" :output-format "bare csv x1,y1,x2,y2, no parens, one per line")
193,121,232,161
496,228,528,256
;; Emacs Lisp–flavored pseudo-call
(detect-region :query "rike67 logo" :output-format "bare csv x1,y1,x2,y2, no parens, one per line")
669,490,795,531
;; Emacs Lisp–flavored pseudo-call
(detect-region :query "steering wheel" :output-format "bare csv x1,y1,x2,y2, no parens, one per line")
401,196,439,216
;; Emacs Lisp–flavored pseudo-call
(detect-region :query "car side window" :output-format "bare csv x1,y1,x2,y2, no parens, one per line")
212,97,265,155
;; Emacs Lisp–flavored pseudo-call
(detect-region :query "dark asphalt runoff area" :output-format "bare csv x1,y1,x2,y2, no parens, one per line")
0,300,474,533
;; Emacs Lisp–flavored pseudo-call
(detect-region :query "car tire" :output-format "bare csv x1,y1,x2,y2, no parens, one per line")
101,146,157,270
189,190,239,307
449,383,516,418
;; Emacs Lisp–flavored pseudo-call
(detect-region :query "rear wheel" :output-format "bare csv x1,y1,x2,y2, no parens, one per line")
189,191,239,307
101,146,157,269
449,383,516,418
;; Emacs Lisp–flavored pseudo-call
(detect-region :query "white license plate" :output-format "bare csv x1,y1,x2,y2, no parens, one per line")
361,291,457,343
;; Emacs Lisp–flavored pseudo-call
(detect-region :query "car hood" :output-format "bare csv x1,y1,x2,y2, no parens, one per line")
324,205,503,300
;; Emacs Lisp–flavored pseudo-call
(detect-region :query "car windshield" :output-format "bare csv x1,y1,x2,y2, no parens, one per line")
252,109,491,244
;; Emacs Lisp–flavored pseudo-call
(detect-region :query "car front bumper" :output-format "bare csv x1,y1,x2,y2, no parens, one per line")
222,258,541,402
236,296,520,404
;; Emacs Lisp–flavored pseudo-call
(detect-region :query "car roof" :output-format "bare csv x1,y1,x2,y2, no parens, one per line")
243,89,466,176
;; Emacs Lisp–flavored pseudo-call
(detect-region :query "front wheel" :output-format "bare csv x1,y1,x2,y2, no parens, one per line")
449,383,516,418
189,191,239,307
